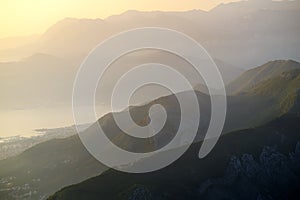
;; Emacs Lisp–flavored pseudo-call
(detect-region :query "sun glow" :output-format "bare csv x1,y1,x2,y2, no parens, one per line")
0,0,236,38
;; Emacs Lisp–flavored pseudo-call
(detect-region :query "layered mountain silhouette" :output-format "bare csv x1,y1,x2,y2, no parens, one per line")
1,59,299,199
47,60,300,200
48,113,300,200
0,53,76,110
1,0,299,137
0,1,299,200
0,0,299,68
0,50,241,113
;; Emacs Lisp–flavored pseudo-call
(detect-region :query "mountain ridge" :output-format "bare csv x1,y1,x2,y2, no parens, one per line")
1,59,300,199
226,60,300,95
0,0,299,67
48,111,300,200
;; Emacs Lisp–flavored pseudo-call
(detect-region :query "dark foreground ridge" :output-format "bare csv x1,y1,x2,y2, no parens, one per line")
48,112,300,200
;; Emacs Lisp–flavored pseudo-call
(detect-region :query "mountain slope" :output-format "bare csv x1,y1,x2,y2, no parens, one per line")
0,124,86,160
2,60,300,199
1,0,299,68
227,60,300,118
0,60,300,199
245,68,300,115
0,91,273,200
0,53,76,110
0,136,107,200
38,7,300,68
0,50,240,125
226,60,300,94
47,61,300,199
48,112,300,200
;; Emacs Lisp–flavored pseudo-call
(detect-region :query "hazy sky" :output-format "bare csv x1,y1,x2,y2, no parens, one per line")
0,0,238,38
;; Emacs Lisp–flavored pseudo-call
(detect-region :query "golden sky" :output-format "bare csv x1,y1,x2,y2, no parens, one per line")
0,0,237,38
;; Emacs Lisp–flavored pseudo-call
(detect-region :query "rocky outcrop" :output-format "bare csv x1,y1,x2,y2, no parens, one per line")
128,186,153,200
198,142,300,200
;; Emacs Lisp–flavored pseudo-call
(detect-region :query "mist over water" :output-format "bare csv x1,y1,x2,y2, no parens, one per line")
0,105,110,137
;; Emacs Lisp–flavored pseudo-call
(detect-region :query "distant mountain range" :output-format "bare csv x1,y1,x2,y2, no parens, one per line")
0,0,299,115
0,0,299,68
0,53,76,110
0,1,299,138
0,51,242,113
0,1,299,199
1,59,300,199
